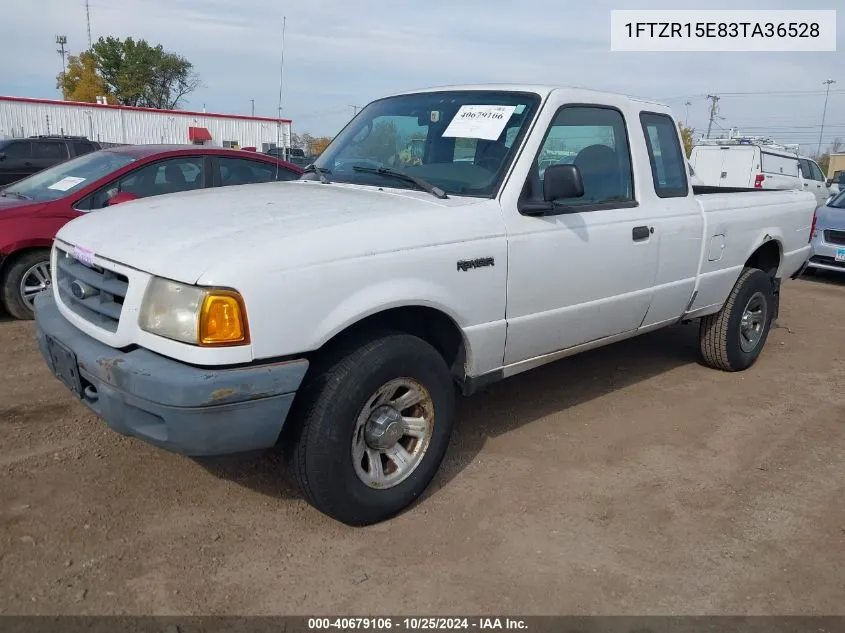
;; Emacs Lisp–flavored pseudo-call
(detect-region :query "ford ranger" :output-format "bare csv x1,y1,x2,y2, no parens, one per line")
33,85,816,526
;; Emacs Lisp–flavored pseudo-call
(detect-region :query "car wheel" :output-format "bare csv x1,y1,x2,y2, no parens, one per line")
1,249,52,320
699,267,775,372
287,332,455,526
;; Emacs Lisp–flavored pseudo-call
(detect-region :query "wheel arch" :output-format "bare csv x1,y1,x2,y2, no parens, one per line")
309,303,470,384
744,237,782,278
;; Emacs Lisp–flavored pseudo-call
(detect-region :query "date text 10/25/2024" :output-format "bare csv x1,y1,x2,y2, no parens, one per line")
307,617,528,630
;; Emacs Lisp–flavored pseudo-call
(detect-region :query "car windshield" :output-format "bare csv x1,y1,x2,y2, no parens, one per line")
313,90,541,197
2,150,136,202
829,190,845,208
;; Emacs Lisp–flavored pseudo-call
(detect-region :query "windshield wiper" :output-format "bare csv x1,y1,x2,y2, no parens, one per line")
302,163,331,184
351,166,448,200
1,190,31,200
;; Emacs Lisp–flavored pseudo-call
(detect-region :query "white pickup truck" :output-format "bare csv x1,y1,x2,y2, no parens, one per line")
34,85,815,526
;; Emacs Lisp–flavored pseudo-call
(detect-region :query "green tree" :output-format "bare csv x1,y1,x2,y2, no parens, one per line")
57,51,115,103
357,121,399,165
679,124,695,158
90,36,202,109
310,137,332,155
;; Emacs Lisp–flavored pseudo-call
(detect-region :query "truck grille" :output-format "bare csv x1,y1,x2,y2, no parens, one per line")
55,248,128,332
824,230,845,246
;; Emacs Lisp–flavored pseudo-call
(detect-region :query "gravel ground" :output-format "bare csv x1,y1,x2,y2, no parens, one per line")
1,276,843,615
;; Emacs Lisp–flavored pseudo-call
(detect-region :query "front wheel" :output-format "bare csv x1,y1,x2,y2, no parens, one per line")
699,267,775,371
287,332,456,526
1,250,52,320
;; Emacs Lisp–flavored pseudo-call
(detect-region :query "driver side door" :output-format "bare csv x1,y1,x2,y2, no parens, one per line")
502,104,658,366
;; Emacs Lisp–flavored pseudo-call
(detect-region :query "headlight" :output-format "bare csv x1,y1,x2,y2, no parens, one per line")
139,277,249,346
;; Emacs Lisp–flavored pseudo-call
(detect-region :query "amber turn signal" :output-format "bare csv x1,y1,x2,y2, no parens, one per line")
198,290,249,346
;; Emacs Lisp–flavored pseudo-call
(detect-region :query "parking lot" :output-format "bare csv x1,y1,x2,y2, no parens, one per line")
1,275,843,615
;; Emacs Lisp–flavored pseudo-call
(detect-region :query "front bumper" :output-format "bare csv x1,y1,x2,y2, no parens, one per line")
34,292,309,456
807,231,845,274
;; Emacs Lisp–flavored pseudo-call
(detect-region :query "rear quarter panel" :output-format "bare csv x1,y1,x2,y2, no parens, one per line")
687,189,815,316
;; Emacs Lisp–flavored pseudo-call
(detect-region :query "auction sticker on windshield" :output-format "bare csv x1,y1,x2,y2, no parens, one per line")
48,176,86,191
443,105,516,141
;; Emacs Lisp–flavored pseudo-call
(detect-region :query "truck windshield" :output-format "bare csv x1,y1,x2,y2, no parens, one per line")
312,90,541,197
2,150,135,202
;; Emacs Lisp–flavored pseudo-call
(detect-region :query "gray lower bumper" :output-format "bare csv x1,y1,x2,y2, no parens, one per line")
34,292,309,456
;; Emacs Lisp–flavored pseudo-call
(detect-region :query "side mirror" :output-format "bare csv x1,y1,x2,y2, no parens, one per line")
106,191,139,206
543,164,585,202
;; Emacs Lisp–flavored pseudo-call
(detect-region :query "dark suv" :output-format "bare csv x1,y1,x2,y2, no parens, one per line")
0,136,101,187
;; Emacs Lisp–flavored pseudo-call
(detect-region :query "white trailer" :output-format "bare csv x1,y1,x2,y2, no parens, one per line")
0,96,292,152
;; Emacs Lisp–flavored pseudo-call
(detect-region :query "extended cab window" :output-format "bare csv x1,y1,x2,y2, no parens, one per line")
640,112,689,198
534,106,634,207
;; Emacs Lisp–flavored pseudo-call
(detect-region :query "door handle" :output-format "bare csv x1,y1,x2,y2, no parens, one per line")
632,226,652,241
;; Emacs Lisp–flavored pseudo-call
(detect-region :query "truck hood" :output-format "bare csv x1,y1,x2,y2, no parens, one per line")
56,181,498,284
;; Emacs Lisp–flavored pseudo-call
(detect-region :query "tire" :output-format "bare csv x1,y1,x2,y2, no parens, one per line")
699,267,775,372
1,249,52,321
287,332,456,526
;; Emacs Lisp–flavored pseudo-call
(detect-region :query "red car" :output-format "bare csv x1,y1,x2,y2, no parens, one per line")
0,145,302,319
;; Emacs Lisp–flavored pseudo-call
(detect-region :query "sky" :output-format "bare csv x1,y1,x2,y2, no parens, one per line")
1,0,842,154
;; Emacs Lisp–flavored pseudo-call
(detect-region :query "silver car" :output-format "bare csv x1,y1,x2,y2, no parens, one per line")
807,190,845,274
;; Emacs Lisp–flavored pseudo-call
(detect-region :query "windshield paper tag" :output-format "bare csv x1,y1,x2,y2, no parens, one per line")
72,246,96,267
48,176,86,191
442,105,516,141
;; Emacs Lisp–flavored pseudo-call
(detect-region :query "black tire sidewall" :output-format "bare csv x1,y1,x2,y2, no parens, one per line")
724,270,775,370
1,250,50,320
301,335,455,525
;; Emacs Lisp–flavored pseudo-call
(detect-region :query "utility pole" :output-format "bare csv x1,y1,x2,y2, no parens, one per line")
56,35,68,98
85,0,92,48
250,99,255,116
705,94,720,139
349,105,362,117
684,100,692,127
817,79,836,156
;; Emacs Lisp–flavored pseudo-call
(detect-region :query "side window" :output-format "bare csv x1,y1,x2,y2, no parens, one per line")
535,106,634,206
1,141,31,160
72,141,96,156
219,157,296,185
639,112,689,198
33,141,68,160
89,156,205,209
810,161,825,182
798,159,812,179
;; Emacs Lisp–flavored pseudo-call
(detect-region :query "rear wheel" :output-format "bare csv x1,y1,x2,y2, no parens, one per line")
699,267,775,371
1,250,52,320
287,332,455,526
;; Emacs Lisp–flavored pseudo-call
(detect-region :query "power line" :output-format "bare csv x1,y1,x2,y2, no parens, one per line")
659,88,845,101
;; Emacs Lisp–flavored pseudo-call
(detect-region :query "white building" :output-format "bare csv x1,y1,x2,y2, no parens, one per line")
0,95,292,152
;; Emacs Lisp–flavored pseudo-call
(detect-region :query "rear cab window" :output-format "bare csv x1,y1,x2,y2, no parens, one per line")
639,112,689,198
